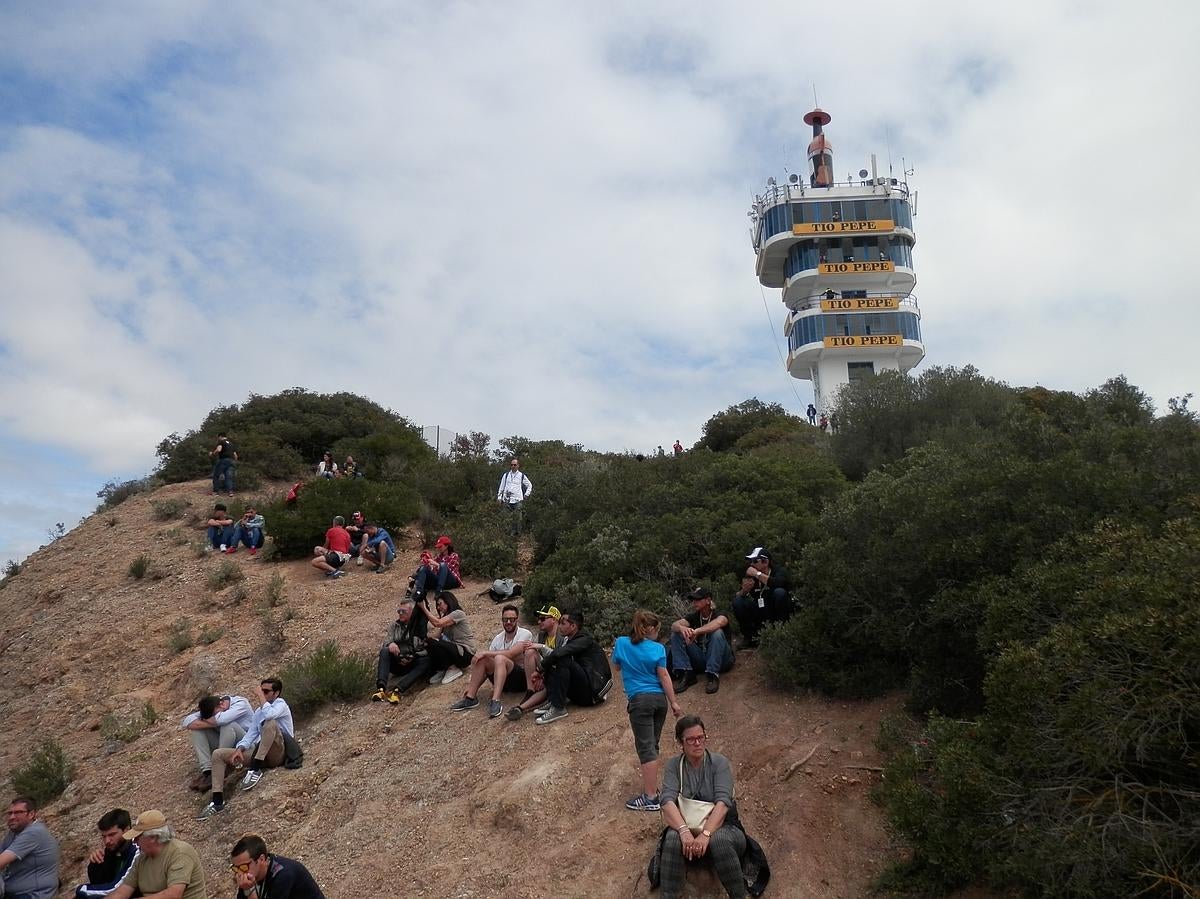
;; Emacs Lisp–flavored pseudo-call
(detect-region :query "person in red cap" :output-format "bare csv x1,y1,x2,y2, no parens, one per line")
407,535,462,602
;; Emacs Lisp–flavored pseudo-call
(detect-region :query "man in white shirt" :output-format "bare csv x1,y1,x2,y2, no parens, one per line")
180,693,254,792
496,458,533,535
199,678,296,819
449,605,534,718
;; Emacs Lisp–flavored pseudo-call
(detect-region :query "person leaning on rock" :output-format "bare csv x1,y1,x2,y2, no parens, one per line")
199,677,300,819
181,693,254,792
229,833,325,899
0,797,60,899
74,808,136,899
107,809,207,899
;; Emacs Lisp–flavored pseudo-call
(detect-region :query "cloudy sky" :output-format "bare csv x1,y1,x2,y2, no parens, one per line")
1,1,1197,564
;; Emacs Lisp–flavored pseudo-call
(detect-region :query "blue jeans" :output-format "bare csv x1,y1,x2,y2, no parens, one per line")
229,525,262,549
670,628,734,676
207,525,232,549
212,458,235,493
412,562,461,597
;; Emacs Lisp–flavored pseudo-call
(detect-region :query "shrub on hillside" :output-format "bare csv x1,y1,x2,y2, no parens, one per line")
259,478,420,559
96,476,162,511
696,398,803,453
278,640,372,719
207,560,244,591
9,739,73,805
128,554,151,579
101,702,158,744
438,502,518,578
151,498,188,520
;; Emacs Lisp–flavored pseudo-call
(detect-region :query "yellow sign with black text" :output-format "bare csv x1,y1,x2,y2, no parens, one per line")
820,296,900,311
792,219,894,235
818,261,895,275
823,335,903,348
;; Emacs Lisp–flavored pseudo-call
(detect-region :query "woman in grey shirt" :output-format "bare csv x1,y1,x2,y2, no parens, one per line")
658,716,747,899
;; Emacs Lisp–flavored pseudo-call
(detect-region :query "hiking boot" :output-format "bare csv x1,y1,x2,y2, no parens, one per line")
705,673,720,694
673,671,697,694
429,670,447,685
441,667,464,685
240,770,263,791
625,793,661,812
505,707,524,721
189,770,212,792
488,700,503,718
535,705,567,725
386,690,401,705
371,688,387,702
197,800,225,820
450,696,479,712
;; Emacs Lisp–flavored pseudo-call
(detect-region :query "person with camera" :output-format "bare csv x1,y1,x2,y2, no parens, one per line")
372,599,431,704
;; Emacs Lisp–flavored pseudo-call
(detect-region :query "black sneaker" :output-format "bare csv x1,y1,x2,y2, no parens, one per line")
673,671,696,694
705,673,720,694
505,706,524,721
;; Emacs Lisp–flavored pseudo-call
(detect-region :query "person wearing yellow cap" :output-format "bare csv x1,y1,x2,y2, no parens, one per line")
505,605,560,720
107,810,206,899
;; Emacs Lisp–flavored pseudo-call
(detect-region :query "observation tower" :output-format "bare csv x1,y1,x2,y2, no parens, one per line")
749,108,923,411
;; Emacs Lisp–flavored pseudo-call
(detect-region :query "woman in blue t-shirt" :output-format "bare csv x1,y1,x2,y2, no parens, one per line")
611,609,683,812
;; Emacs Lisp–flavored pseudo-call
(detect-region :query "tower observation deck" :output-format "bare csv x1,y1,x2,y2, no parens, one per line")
749,108,924,411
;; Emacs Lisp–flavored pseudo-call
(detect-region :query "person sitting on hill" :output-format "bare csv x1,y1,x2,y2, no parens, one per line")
343,455,360,479
670,586,735,695
74,808,137,899
731,548,793,649
345,511,368,566
229,832,326,899
1,797,60,899
310,516,352,579
533,609,613,726
504,668,549,721
316,452,338,479
515,605,561,712
418,592,476,686
206,503,235,552
181,693,254,792
200,677,300,819
108,810,205,899
372,599,432,704
408,535,461,600
224,506,265,555
360,523,396,574
449,604,534,718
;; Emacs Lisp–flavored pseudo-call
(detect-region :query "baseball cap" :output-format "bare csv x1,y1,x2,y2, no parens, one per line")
535,605,561,620
688,586,713,600
435,535,452,548
124,809,168,839
745,547,771,560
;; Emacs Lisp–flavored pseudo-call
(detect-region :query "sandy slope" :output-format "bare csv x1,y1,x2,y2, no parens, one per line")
1,480,911,898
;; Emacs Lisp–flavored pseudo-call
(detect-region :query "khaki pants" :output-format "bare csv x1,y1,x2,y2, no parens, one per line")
190,723,246,772
211,720,285,786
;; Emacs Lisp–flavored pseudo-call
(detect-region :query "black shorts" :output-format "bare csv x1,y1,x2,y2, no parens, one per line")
498,666,527,693
325,551,346,569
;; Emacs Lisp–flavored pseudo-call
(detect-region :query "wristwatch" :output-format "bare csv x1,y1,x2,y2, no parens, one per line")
701,829,712,838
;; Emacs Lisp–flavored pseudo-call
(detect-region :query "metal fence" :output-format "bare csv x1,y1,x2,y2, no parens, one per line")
420,425,459,457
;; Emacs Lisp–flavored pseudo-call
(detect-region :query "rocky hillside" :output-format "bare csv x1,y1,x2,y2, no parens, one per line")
2,480,906,898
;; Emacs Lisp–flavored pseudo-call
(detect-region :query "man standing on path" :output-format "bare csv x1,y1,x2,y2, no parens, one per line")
209,432,237,497
0,798,59,899
496,458,533,536
672,440,683,456
229,833,325,899
108,810,206,899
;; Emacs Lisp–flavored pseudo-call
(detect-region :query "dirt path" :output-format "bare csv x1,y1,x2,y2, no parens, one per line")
1,480,927,898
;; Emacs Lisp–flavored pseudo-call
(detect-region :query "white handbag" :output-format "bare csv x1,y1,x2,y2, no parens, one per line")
678,756,716,835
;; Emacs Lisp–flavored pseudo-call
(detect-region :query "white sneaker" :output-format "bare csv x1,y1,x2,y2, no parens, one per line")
219,544,227,552
441,667,464,685
356,556,364,566
429,670,447,685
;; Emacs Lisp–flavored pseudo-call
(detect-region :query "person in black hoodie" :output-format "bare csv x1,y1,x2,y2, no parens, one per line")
74,809,137,898
731,547,793,648
534,610,613,725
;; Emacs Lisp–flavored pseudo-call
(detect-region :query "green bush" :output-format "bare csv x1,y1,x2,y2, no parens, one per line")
259,477,420,559
278,640,373,719
439,501,518,578
9,739,73,805
128,554,151,579
263,572,286,608
96,476,162,511
100,702,158,743
151,498,187,520
197,624,225,645
207,560,244,591
167,617,194,652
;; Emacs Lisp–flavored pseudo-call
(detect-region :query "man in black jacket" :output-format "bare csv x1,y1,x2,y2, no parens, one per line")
731,547,793,648
534,610,612,725
74,808,137,898
231,833,325,899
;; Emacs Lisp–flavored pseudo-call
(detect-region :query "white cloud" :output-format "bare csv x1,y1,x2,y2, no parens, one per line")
0,0,1197,558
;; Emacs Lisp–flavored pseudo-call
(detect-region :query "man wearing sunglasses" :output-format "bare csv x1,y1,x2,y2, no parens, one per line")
230,833,324,899
449,604,534,717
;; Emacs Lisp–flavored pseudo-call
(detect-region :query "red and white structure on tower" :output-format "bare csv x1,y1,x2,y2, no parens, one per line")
750,107,924,411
